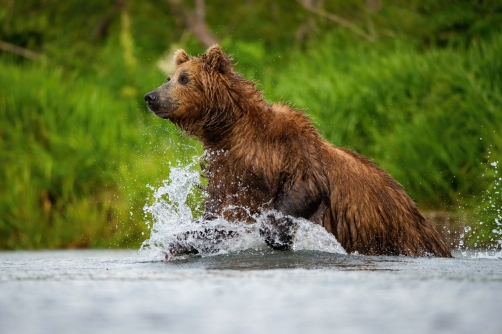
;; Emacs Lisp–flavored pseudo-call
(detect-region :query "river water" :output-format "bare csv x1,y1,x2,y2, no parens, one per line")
1,249,501,334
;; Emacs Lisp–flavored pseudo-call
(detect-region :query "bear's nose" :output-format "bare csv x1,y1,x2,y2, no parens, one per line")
144,93,157,103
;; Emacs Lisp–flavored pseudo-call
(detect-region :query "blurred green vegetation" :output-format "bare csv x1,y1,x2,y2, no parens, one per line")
0,0,501,249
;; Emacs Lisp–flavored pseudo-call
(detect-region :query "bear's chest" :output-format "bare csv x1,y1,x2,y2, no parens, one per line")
203,156,274,223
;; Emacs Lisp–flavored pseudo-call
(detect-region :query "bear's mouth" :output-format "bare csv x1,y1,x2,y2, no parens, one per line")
154,110,175,118
146,101,179,119
153,106,178,118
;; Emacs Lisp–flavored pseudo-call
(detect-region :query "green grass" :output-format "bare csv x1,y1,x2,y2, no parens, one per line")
2,32,502,249
1,3,501,249
0,59,201,249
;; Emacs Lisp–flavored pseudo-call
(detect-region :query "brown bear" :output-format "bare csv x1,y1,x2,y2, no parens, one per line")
144,45,452,258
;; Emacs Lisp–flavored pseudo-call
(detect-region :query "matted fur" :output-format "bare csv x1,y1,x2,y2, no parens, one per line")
144,45,451,257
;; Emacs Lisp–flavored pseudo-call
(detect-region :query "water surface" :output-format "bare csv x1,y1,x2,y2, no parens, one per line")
1,249,501,334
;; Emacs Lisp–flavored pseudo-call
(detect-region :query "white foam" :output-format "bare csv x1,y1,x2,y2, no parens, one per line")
139,162,346,260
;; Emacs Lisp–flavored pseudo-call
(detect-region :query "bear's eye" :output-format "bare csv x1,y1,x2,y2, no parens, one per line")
178,75,189,85
167,75,171,82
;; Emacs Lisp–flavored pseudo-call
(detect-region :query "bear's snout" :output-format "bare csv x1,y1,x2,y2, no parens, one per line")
144,92,157,104
144,91,161,113
144,89,179,118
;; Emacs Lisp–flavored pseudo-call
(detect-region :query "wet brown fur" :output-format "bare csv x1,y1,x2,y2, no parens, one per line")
145,45,452,257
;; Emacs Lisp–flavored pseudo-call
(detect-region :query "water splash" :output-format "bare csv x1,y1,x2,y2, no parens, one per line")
462,149,502,259
479,150,502,258
137,163,259,260
139,162,346,260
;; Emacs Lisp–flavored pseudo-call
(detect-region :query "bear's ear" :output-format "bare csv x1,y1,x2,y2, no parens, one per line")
174,49,190,66
204,45,232,73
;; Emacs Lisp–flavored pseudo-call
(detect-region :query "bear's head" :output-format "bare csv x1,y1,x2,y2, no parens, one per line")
145,45,251,143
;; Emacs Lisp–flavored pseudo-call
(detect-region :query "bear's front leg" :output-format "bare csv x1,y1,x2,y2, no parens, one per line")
259,213,297,250
165,230,200,259
165,226,238,260
260,183,323,251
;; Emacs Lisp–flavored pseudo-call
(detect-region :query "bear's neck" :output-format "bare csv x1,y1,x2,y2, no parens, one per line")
200,87,269,151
